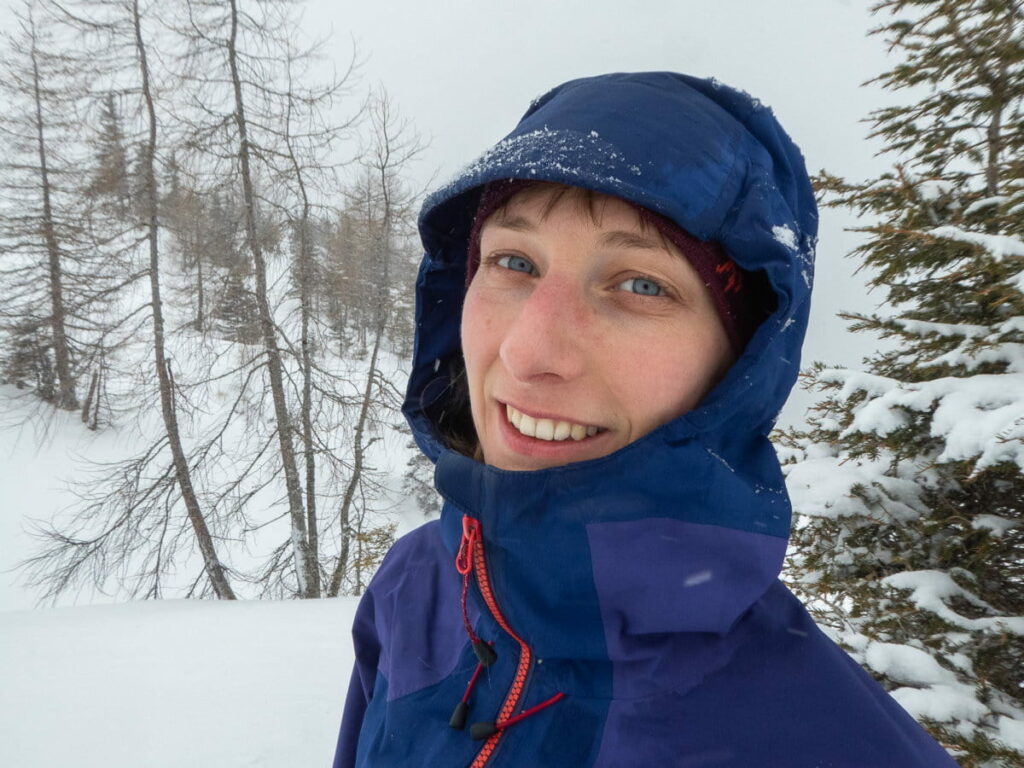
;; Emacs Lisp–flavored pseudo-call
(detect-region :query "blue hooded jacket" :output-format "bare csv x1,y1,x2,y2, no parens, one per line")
332,72,959,768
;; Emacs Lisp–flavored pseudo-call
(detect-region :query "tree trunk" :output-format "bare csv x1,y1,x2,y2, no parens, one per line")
28,19,76,411
81,368,98,427
327,320,383,597
291,153,319,593
225,0,316,597
133,0,235,600
195,252,205,331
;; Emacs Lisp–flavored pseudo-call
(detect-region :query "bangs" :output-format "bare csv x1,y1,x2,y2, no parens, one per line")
486,181,673,251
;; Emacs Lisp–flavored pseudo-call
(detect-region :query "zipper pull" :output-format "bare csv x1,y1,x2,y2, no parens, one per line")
456,515,481,575
456,514,499,668
449,658,486,730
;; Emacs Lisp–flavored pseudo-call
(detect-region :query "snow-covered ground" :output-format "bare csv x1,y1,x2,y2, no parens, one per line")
0,598,357,767
0,397,129,612
0,374,417,766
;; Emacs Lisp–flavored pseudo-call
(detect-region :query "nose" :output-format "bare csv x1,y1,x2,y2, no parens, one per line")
498,275,587,384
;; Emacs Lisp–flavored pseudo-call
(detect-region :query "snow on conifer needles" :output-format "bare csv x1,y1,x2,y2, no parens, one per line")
818,365,1024,472
778,1,1024,764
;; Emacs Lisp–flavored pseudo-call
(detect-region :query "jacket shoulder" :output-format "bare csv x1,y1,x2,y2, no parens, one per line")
362,519,473,702
708,583,961,767
367,519,447,595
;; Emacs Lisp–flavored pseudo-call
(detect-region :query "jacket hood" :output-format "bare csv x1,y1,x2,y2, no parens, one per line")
403,72,818,690
408,71,817,457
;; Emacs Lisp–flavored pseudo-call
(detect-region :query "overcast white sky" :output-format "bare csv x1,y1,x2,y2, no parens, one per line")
0,0,900,424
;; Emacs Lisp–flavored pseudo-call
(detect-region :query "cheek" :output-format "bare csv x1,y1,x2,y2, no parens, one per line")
611,327,732,423
460,286,501,386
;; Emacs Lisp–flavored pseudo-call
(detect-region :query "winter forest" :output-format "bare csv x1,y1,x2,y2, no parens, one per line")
0,0,1021,766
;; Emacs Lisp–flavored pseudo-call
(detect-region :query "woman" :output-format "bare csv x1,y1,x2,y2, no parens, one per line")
332,72,958,767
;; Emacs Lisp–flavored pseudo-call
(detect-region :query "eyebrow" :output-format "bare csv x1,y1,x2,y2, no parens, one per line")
598,230,666,251
491,216,668,252
489,214,535,233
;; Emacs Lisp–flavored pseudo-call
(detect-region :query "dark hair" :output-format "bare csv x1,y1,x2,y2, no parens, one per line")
436,355,482,460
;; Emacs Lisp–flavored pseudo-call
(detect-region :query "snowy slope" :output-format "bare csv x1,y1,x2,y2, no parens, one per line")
0,598,357,767
0,395,132,612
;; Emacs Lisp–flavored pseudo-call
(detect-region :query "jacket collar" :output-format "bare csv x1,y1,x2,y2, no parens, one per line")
434,423,789,697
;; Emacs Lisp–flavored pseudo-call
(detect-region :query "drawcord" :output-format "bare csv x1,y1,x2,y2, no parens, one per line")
469,692,568,741
451,517,496,730
450,515,567,738
449,655,486,729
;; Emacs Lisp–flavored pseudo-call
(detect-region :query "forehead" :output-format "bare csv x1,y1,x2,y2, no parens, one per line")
484,184,670,248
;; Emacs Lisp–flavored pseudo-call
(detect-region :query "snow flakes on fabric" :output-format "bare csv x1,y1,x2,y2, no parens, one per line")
772,224,798,251
438,127,645,204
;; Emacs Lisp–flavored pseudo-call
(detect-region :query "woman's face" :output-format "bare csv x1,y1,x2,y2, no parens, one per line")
460,189,735,471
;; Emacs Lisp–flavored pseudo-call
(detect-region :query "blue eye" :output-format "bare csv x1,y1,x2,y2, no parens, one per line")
496,254,537,274
619,277,664,296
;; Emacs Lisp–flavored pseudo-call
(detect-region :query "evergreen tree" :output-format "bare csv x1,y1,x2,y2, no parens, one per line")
86,91,130,211
779,2,1024,765
211,265,261,343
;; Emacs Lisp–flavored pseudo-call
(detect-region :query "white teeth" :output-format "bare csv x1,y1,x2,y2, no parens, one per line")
535,418,554,440
503,405,601,442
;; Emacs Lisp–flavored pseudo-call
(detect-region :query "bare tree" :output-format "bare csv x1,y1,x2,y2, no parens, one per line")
0,4,82,410
22,0,237,600
131,0,236,598
327,89,422,597
16,0,423,603
277,37,358,587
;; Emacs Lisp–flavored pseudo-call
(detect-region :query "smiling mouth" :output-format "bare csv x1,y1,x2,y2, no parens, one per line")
505,404,606,442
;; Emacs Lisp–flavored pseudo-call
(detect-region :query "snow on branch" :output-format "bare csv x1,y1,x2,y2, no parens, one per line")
785,453,928,522
889,684,989,726
888,316,1024,373
882,570,1024,635
864,641,958,686
927,225,1024,262
819,368,1024,471
915,178,956,203
962,195,1008,215
890,318,988,339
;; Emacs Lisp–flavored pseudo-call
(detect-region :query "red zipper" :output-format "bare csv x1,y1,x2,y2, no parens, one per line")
459,515,534,768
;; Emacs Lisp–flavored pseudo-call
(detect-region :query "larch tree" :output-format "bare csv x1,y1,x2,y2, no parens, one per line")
129,0,237,600
0,4,85,411
326,88,422,596
175,0,399,599
0,1,149,427
778,2,1024,765
15,0,420,603
170,0,322,597
23,0,237,601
